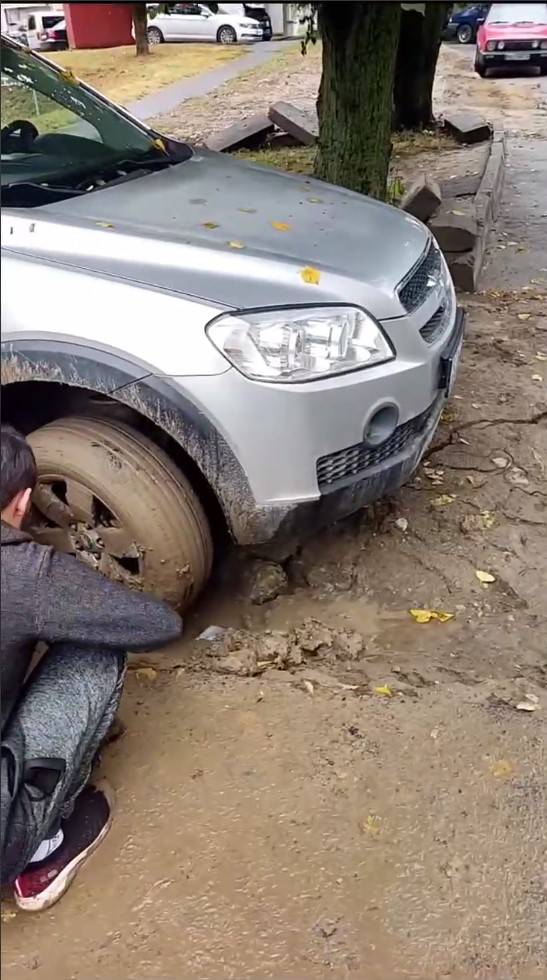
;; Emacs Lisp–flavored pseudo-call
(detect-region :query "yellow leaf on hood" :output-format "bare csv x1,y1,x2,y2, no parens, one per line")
409,609,455,624
271,221,292,232
475,569,495,584
59,67,78,84
202,221,219,230
152,136,167,154
300,266,321,285
227,240,245,249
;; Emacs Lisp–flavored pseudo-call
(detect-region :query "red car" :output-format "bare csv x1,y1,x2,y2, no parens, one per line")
475,1,547,75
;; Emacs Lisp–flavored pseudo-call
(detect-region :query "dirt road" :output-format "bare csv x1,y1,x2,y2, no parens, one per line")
3,47,547,980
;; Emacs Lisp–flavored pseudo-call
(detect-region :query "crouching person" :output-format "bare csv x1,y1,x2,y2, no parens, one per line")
0,425,183,911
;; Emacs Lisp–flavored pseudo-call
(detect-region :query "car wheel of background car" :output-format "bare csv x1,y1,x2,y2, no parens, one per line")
457,23,473,44
217,25,237,44
474,53,487,77
28,416,213,610
147,26,164,44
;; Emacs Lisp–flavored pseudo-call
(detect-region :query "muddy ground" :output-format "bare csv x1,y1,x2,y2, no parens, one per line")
3,45,547,980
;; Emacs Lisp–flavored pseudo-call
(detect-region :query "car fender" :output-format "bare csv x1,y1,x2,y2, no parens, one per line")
0,338,276,544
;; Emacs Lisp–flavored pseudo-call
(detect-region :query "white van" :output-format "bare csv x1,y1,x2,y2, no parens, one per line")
26,10,64,50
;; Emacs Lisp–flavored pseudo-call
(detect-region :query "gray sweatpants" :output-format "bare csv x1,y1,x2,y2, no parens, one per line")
1,644,125,883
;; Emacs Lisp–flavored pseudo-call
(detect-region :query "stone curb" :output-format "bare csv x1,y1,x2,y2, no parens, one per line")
446,124,507,292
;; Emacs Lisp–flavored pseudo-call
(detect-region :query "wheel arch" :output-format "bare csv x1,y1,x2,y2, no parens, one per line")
1,340,264,545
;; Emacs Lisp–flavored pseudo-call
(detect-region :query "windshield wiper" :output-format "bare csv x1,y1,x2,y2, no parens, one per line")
2,180,85,207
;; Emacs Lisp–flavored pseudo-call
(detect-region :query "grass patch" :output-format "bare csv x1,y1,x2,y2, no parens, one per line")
236,144,315,174
48,43,243,105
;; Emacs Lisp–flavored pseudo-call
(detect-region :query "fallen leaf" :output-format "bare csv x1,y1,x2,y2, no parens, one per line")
227,240,245,249
96,221,114,228
302,679,314,695
481,510,496,529
135,667,157,682
374,684,394,697
271,221,292,232
59,67,77,84
517,312,531,320
361,814,381,836
450,209,465,216
394,517,408,532
0,906,16,922
307,196,323,203
201,221,219,230
536,352,547,361
300,266,321,285
492,456,508,468
475,569,495,584
532,374,543,382
238,207,256,213
409,609,454,624
516,700,540,712
491,759,513,778
431,494,456,508
152,136,167,153
430,727,439,740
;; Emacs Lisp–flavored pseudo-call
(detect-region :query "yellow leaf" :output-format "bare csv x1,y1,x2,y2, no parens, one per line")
491,759,513,778
481,510,496,529
201,221,219,230
374,684,394,697
300,266,321,285
532,374,543,382
536,352,547,361
431,494,456,508
409,609,455,624
361,814,381,835
307,196,323,204
271,221,292,232
152,136,167,154
475,569,495,584
59,67,78,84
238,207,256,213
517,313,531,320
135,667,157,682
96,221,114,229
227,240,245,249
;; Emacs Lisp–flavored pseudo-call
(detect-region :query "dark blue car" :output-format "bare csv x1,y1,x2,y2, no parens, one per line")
444,3,489,43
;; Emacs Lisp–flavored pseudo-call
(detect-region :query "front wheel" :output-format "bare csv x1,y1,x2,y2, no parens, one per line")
474,52,487,77
457,23,473,44
217,24,237,44
147,26,164,45
28,416,213,610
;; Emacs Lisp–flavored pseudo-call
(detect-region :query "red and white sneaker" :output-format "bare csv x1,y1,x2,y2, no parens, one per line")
14,780,115,912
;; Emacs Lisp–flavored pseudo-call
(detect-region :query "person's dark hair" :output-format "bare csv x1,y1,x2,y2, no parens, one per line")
1,425,37,510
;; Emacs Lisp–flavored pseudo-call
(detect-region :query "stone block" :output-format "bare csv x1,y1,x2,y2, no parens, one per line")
268,101,318,146
444,111,491,145
429,199,478,252
400,175,442,222
206,113,274,153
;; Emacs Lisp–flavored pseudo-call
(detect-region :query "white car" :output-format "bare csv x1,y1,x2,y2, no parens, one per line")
146,2,265,44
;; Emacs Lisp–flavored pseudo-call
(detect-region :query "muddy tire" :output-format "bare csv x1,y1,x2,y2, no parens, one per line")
28,416,213,610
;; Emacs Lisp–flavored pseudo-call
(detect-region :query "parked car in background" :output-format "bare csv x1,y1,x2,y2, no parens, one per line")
475,2,547,75
444,4,490,44
33,17,68,51
214,3,272,40
25,11,65,50
1,36,464,611
146,2,265,44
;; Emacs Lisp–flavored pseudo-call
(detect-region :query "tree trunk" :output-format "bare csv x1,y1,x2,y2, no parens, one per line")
133,3,150,56
314,2,401,200
393,2,450,130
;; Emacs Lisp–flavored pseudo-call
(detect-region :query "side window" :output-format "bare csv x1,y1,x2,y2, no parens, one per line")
1,72,102,142
172,3,201,13
28,15,36,30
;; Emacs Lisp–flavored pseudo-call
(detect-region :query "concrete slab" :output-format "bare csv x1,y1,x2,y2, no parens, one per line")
268,101,318,146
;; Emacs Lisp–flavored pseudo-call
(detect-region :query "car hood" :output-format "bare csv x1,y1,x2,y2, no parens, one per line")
18,149,429,318
483,22,547,37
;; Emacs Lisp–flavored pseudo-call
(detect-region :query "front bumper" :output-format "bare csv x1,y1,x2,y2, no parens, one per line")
482,50,547,67
177,302,465,544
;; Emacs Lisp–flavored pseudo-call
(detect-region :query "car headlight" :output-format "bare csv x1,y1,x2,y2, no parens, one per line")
486,40,497,50
531,39,540,48
241,20,257,28
206,306,394,383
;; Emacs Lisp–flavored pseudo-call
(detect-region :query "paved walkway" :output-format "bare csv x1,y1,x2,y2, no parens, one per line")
125,40,288,121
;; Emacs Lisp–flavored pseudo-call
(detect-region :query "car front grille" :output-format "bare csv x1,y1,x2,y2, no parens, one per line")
420,304,447,344
316,403,434,491
398,239,442,313
501,39,539,50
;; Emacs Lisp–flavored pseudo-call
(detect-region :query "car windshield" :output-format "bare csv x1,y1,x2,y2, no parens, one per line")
487,2,547,24
1,40,178,202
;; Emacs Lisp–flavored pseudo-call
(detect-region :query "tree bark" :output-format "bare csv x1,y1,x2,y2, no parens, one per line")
133,3,150,56
393,2,450,130
314,2,401,200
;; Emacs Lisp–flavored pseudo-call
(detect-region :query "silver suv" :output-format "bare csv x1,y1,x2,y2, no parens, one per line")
1,37,464,608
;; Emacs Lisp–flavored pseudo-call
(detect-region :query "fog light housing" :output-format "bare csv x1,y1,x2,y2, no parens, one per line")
497,40,505,50
486,40,497,51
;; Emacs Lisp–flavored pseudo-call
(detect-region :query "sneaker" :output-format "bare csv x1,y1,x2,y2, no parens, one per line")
14,780,115,912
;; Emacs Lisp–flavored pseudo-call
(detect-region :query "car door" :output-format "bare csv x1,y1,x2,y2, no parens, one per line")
169,2,209,40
